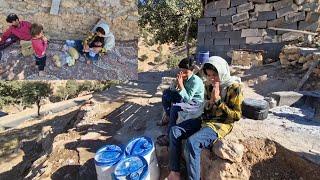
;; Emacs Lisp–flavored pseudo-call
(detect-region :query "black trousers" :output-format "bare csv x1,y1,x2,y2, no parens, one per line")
35,55,46,71
0,35,19,51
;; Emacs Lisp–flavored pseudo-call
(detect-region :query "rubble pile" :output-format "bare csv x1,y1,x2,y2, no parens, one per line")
279,45,320,77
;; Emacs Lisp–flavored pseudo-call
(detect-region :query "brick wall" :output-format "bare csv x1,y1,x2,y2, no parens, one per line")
0,0,138,41
197,0,320,62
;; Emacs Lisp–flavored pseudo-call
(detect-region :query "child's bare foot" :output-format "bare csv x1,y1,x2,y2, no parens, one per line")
167,171,180,180
39,71,46,77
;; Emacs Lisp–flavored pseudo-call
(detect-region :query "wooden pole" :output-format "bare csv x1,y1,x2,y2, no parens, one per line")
295,60,320,91
268,27,318,36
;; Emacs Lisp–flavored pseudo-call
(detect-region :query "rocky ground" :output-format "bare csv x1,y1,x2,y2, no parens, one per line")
0,51,320,179
0,40,138,80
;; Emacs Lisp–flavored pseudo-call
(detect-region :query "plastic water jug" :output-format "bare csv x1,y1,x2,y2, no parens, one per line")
95,145,125,180
197,51,210,64
125,137,159,180
113,155,149,180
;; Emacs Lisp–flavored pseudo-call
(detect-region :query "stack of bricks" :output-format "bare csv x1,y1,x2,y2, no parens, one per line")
197,0,320,62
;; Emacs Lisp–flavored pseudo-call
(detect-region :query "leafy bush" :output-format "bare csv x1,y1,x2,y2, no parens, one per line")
167,55,183,69
0,81,23,108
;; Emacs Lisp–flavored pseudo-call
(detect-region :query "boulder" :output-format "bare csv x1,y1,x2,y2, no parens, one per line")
213,139,244,163
201,149,250,180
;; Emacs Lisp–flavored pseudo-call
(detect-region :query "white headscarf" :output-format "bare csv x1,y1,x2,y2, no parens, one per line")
92,21,115,51
203,56,241,101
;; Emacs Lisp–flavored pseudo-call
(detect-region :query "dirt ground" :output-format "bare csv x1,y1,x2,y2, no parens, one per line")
138,39,171,72
241,138,319,180
0,40,138,80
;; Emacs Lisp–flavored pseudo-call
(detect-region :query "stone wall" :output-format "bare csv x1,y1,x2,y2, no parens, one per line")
0,0,138,41
197,0,320,62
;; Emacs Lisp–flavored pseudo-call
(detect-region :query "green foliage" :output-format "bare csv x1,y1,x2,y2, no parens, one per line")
139,0,203,46
0,80,118,111
53,81,115,102
21,81,52,116
21,82,52,105
0,81,23,108
167,55,184,69
65,80,79,99
79,81,94,92
93,81,116,92
54,85,68,101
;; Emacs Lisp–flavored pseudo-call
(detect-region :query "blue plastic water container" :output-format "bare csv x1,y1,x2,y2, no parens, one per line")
113,155,149,180
125,136,153,157
197,51,210,64
125,136,159,180
95,145,124,166
95,145,125,180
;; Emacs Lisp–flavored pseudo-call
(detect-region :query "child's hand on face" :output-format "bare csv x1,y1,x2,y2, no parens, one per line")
210,81,220,103
42,36,48,42
83,44,89,52
176,71,185,90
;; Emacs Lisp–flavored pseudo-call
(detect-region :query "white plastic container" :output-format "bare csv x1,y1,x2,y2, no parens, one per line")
94,145,124,180
125,136,160,180
113,155,149,180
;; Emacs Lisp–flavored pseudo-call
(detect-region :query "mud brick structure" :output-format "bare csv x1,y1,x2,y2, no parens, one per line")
198,0,320,62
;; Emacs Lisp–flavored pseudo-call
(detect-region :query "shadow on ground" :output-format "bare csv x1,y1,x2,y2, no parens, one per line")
0,109,80,180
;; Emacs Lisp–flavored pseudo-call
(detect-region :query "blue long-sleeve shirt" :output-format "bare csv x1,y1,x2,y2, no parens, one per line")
178,73,204,103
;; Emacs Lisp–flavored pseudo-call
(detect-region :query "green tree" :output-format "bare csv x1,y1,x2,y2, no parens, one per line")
65,80,79,99
79,81,93,92
139,0,203,57
55,80,80,101
0,81,23,108
22,82,52,116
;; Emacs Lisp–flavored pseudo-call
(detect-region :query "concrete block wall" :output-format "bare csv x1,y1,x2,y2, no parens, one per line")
197,0,320,62
0,0,138,41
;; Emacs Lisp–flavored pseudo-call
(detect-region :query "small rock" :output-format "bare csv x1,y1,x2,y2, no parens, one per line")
213,139,244,163
264,97,277,109
80,132,101,140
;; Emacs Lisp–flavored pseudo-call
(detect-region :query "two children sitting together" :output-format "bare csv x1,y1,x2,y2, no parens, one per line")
159,57,244,180
0,13,114,76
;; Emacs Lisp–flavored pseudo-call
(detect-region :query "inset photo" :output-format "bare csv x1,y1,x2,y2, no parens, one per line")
0,1,138,80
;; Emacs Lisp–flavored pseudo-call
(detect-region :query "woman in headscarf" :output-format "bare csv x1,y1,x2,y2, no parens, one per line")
166,56,244,180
